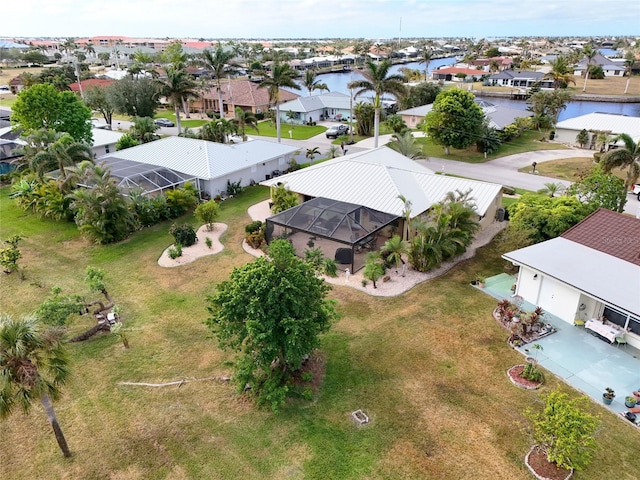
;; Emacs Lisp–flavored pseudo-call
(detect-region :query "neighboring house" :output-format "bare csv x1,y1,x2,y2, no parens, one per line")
90,128,124,158
194,80,300,118
431,67,486,82
261,147,503,228
68,78,115,94
8,75,26,94
503,209,640,350
554,112,640,148
99,136,297,198
275,92,369,125
0,126,25,174
486,70,554,89
397,104,433,129
469,57,513,71
398,99,532,131
573,53,627,77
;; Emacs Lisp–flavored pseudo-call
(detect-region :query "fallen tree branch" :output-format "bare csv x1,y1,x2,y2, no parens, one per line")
118,376,230,388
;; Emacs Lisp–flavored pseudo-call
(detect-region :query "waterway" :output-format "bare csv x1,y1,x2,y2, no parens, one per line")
292,58,640,121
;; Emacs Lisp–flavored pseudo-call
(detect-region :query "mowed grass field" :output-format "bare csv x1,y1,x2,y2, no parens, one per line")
1,185,640,479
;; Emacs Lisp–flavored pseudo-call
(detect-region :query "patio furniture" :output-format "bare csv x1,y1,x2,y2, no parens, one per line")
585,319,623,344
615,334,628,349
334,248,353,265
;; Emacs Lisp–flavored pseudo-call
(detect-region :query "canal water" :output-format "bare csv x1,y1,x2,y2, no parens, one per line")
293,58,640,121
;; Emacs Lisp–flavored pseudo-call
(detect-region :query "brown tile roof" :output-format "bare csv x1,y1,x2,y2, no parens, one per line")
561,208,640,266
202,80,299,108
68,78,114,92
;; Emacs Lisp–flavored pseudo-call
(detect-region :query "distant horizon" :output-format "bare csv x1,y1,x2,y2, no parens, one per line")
3,0,639,39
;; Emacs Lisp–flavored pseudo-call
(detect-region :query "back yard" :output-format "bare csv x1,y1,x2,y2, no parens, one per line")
1,185,639,479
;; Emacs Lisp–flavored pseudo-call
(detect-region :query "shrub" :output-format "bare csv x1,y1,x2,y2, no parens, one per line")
205,237,213,249
194,199,220,231
168,244,182,259
245,220,264,234
522,362,544,383
0,235,23,274
322,258,338,277
169,223,197,247
226,179,243,197
304,247,324,273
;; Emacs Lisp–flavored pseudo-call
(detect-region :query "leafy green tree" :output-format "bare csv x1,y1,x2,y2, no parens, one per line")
35,286,84,326
83,85,116,127
423,89,484,154
231,107,259,140
206,240,337,412
384,114,408,135
0,315,71,457
526,89,572,132
11,83,92,143
399,82,441,110
507,193,592,243
194,200,220,231
129,117,160,144
485,46,500,58
270,184,299,214
302,69,329,96
22,50,49,65
575,129,589,148
109,77,160,118
115,133,140,151
566,164,627,213
155,63,199,134
525,388,599,471
348,60,407,148
258,61,302,143
599,133,640,191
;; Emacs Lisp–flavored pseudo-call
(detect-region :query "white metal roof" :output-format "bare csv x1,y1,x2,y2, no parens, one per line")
503,237,640,317
277,92,364,113
99,137,297,180
260,147,502,218
397,104,433,116
91,128,124,147
555,112,640,139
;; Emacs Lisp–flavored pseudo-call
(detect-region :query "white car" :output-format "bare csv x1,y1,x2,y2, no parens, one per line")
631,184,640,201
228,134,244,144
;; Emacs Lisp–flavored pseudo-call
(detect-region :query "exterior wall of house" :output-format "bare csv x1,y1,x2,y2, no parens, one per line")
401,114,423,129
554,127,583,146
92,142,117,158
516,268,582,323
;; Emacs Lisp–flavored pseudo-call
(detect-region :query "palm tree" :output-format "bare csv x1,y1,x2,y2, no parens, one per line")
196,46,239,118
545,56,576,90
129,117,160,143
83,42,95,60
155,64,199,134
417,46,433,81
302,69,329,96
623,51,636,94
231,107,259,140
362,252,385,288
305,147,320,164
29,132,93,185
381,235,408,275
397,194,413,241
581,45,597,92
600,133,640,191
348,60,407,148
0,315,71,457
537,182,564,197
387,131,427,160
258,61,302,143
199,118,235,143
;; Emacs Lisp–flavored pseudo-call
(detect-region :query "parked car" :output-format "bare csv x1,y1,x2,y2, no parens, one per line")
228,134,243,144
325,124,349,139
154,118,175,127
631,184,640,201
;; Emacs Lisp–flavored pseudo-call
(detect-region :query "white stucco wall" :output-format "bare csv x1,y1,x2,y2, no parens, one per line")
516,268,581,325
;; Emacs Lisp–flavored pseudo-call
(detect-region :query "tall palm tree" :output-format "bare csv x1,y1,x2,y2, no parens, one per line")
231,107,259,140
0,315,71,457
258,61,301,143
156,63,199,134
83,42,95,60
348,60,407,148
196,46,239,118
302,69,329,96
417,46,433,81
581,45,597,92
623,51,636,94
600,133,640,191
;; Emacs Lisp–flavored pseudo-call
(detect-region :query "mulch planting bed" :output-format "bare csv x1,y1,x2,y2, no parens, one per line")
525,446,573,480
507,364,543,390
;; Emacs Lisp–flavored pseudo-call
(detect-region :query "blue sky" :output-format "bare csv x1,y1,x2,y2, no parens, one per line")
5,0,640,39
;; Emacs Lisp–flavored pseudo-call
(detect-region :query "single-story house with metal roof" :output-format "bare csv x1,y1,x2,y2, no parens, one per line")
91,128,124,158
397,104,433,129
554,112,640,147
503,209,640,350
573,53,627,77
431,67,486,82
99,136,297,198
275,92,370,125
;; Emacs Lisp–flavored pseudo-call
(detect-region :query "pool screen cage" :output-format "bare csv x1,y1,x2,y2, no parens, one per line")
265,197,399,273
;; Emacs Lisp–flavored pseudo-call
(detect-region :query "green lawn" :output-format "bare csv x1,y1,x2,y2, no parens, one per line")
0,95,17,109
516,156,629,183
418,130,569,163
1,185,639,479
255,120,326,140
155,110,208,128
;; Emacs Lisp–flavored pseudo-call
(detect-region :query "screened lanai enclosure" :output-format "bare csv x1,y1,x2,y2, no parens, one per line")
266,197,399,273
95,158,197,196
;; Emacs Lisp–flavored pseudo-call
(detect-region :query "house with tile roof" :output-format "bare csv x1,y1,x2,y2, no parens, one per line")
193,80,300,118
68,78,114,94
503,209,640,349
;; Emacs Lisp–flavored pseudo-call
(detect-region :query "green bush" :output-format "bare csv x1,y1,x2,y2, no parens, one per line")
169,223,197,247
168,244,182,259
322,258,338,277
245,220,264,234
